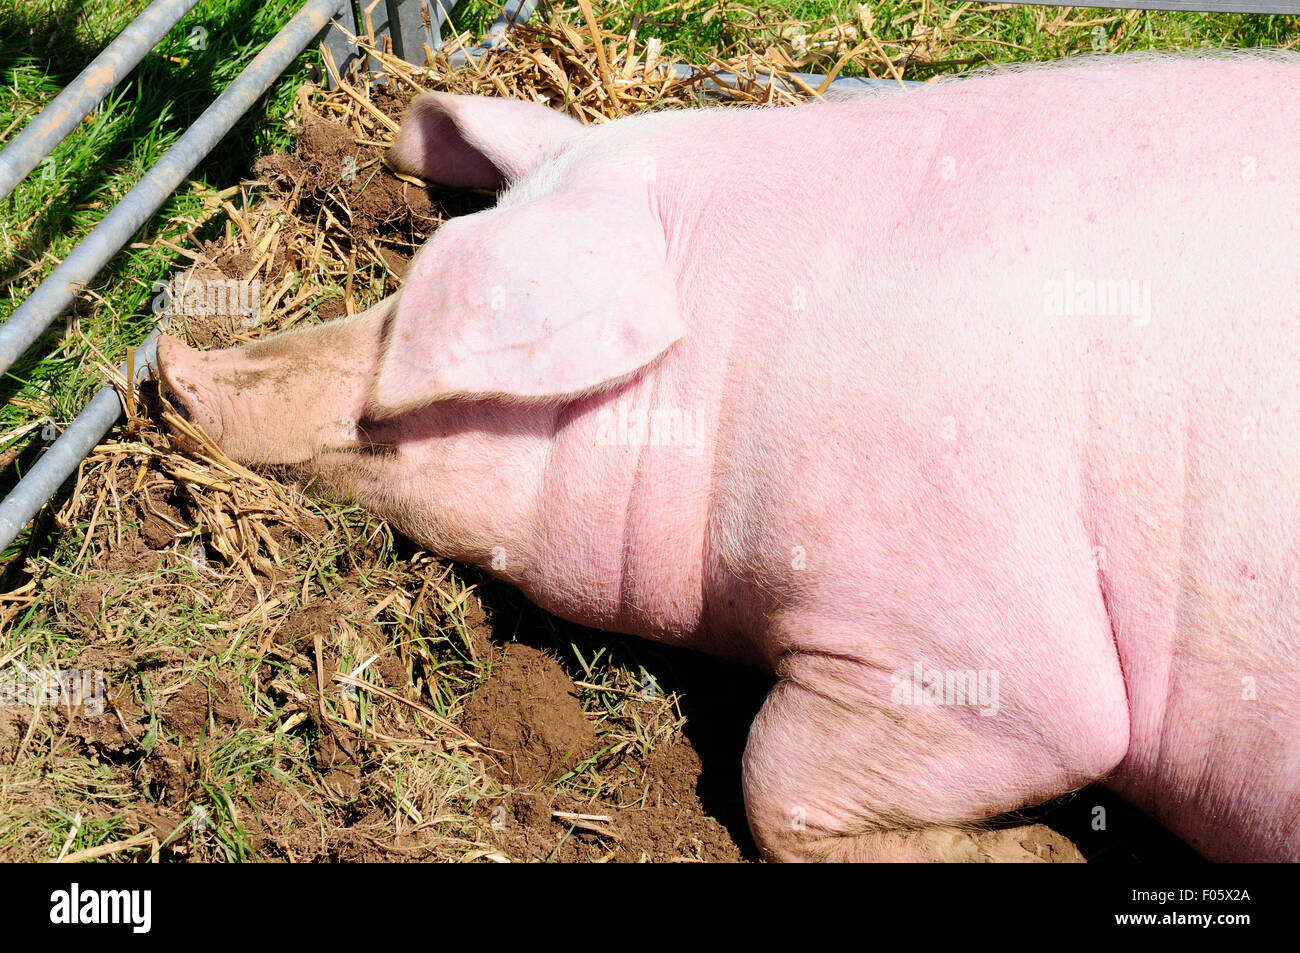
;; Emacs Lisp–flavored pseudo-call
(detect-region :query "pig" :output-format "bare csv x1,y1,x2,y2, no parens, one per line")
156,52,1300,862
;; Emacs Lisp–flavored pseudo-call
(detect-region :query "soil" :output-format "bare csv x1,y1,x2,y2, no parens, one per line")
250,110,489,270
9,480,1202,863
461,644,599,787
458,646,740,862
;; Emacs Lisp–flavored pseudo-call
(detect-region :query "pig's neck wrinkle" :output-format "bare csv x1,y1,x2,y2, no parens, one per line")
504,375,719,643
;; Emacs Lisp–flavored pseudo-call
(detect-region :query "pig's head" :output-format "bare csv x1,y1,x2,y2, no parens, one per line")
156,306,393,464
156,91,688,510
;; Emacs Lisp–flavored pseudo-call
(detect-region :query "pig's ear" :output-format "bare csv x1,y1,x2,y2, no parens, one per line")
369,193,685,413
386,92,582,189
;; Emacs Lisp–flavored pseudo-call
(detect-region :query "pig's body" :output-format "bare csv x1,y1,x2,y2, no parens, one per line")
158,54,1300,860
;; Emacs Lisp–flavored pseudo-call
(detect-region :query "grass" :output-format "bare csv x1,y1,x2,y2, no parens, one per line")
0,1,1296,863
463,0,1298,73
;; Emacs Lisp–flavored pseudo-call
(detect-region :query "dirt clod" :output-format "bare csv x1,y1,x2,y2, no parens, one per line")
461,644,598,786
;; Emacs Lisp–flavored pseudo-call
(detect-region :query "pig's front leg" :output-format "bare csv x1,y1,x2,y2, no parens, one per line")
742,613,1130,862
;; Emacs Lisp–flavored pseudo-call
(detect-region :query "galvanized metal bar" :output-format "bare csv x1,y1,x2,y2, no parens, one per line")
392,0,434,62
427,0,457,51
0,323,165,554
0,0,471,552
358,0,458,81
374,0,456,66
371,0,397,59
0,0,348,379
322,0,363,86
0,0,202,203
481,0,538,46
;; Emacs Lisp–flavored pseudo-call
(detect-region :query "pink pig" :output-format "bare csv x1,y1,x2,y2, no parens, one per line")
157,53,1300,861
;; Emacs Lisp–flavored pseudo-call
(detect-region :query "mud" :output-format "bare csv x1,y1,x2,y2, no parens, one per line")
251,110,487,261
461,644,599,786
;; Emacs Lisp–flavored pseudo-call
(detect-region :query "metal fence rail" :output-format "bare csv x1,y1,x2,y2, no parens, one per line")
0,329,164,550
0,0,506,555
0,0,203,203
0,0,349,378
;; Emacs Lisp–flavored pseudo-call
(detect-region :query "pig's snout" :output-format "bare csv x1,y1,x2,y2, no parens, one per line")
152,326,385,466
156,335,223,444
